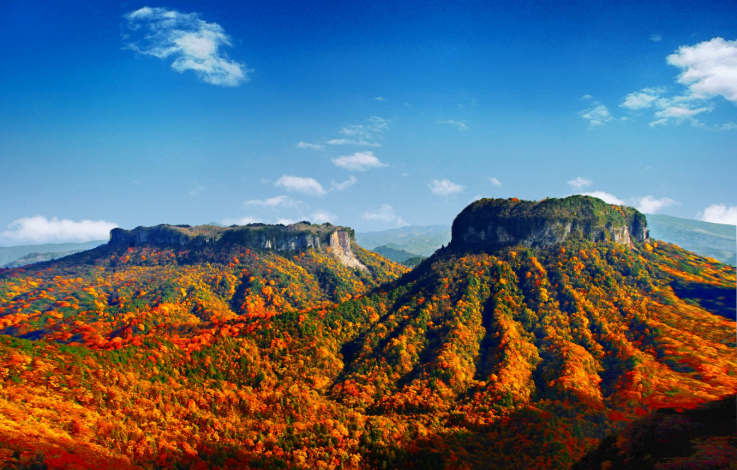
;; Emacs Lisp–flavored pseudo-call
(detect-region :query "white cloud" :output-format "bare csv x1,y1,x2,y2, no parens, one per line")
621,87,665,110
699,204,737,225
361,204,407,226
567,177,592,190
668,37,737,102
0,216,118,245
375,96,386,101
650,34,662,42
580,103,613,127
489,177,502,186
310,211,337,224
327,138,382,147
123,7,247,86
578,191,625,205
429,179,464,196
222,216,260,226
634,195,678,213
332,151,387,171
275,175,325,196
332,175,358,191
437,119,469,131
296,141,324,150
244,195,306,209
620,38,737,128
649,105,712,127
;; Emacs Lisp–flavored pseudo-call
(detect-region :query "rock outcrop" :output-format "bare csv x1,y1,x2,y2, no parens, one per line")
109,222,367,270
449,196,649,253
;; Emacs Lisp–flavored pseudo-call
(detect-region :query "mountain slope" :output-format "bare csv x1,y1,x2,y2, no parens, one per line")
0,199,734,469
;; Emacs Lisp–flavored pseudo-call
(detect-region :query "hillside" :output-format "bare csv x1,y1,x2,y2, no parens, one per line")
0,198,735,469
646,213,736,266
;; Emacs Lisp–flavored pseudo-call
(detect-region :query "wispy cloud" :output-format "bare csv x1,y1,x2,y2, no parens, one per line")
361,204,407,226
340,116,390,139
296,141,325,150
620,38,737,128
429,179,464,196
332,151,387,171
580,102,614,128
699,204,737,225
123,7,248,86
437,119,469,131
326,138,382,147
489,177,502,186
650,33,662,42
621,87,666,110
567,177,592,190
0,216,118,244
189,184,206,196
332,175,358,191
244,195,307,209
274,175,325,196
375,96,386,102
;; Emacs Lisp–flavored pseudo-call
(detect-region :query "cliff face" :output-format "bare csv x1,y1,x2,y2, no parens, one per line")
449,196,649,252
109,222,367,270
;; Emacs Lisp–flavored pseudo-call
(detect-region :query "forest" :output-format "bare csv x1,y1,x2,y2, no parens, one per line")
0,200,735,469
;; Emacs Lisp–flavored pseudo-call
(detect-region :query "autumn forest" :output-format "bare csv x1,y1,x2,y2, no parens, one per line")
0,197,735,469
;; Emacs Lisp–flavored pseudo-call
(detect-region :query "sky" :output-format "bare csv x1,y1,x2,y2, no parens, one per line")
1,0,736,245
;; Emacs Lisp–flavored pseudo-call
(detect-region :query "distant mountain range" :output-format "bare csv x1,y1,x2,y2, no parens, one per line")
0,240,106,268
356,215,736,267
355,224,451,257
646,214,736,266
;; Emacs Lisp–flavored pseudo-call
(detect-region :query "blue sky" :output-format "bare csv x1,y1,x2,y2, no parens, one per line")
1,0,736,244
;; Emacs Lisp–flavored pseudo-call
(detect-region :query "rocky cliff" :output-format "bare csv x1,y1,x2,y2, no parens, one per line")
109,222,367,270
449,196,649,252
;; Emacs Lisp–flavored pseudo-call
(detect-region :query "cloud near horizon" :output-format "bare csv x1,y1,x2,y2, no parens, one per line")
124,7,248,86
0,216,118,245
243,195,307,209
429,179,464,196
274,176,325,196
700,204,737,225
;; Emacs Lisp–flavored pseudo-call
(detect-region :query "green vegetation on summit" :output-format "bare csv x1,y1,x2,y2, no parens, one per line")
0,198,734,469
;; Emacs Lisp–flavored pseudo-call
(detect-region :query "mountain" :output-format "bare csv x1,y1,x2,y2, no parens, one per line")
646,213,736,266
356,224,451,257
0,198,734,469
370,244,422,263
0,240,106,267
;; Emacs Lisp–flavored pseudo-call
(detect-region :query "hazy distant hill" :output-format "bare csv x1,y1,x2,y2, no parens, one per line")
355,224,451,257
646,214,735,266
370,244,420,263
0,240,106,267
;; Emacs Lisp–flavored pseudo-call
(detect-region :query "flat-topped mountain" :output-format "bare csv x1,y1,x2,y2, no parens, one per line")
450,196,649,253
